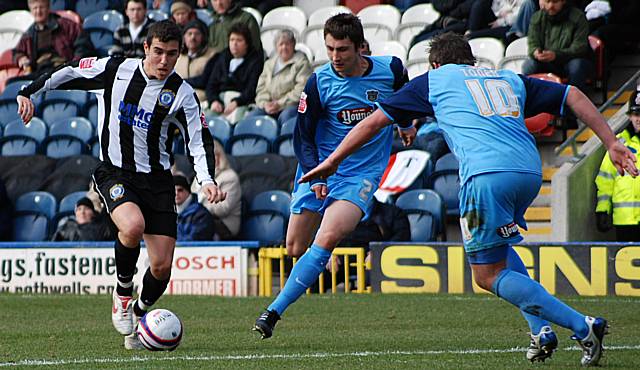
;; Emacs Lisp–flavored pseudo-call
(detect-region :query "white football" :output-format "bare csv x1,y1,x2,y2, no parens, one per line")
136,309,183,351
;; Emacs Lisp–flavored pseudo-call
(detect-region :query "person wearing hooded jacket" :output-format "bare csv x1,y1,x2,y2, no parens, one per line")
595,90,640,242
175,19,216,102
207,0,262,54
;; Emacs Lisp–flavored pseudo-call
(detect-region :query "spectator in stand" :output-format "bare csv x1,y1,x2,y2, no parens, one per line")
149,0,175,15
239,0,289,16
205,23,263,123
0,179,12,241
248,30,311,125
175,20,216,102
340,198,411,247
13,0,94,78
51,197,114,241
410,0,476,47
590,0,640,62
110,0,155,58
466,0,525,42
208,0,262,54
522,0,592,128
595,90,640,242
170,0,200,30
191,140,242,240
175,174,216,241
395,0,430,12
360,39,371,56
505,0,540,43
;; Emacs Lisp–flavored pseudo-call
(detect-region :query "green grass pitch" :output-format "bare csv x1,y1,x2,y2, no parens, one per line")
1,293,639,369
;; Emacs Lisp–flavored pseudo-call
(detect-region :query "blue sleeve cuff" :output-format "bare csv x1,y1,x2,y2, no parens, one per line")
560,85,571,117
375,102,395,122
310,179,327,187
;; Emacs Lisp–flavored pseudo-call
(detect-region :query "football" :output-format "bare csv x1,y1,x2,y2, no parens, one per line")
136,309,183,351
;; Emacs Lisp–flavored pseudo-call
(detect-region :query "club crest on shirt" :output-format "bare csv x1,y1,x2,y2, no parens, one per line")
158,89,175,108
109,184,125,201
79,57,97,69
298,92,308,113
366,89,379,102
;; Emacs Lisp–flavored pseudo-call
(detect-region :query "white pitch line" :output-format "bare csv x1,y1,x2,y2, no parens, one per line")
1,345,639,367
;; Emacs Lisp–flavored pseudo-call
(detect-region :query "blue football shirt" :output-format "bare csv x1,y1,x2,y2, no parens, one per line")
378,64,570,184
293,55,407,185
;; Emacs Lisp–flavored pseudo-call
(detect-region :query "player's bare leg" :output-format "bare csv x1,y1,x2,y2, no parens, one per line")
285,210,322,258
254,200,362,339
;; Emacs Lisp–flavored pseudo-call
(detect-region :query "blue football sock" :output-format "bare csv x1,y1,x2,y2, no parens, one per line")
268,244,331,316
506,247,549,335
492,268,589,339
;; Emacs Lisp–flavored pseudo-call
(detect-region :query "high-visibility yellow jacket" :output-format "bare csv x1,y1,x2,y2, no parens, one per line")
595,128,640,225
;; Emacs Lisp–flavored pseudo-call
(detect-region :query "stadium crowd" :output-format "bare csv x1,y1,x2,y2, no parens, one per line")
0,0,639,244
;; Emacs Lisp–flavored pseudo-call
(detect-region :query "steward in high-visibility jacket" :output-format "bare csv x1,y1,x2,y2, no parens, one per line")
595,91,640,241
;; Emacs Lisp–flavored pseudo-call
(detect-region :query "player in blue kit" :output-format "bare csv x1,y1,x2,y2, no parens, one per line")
252,13,414,339
300,32,638,366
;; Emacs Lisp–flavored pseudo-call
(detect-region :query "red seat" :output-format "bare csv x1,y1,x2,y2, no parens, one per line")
0,49,15,70
588,35,606,103
342,0,386,14
525,73,562,136
0,67,23,95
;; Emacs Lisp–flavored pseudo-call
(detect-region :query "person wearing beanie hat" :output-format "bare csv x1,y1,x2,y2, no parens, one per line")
171,0,197,29
175,19,216,102
174,174,215,240
51,196,114,241
595,90,640,241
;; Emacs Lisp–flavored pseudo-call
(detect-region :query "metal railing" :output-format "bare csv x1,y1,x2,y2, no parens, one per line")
257,246,370,296
554,69,640,160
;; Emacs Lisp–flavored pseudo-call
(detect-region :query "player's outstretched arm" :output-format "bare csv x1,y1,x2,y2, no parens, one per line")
16,95,35,124
299,109,392,183
566,87,638,177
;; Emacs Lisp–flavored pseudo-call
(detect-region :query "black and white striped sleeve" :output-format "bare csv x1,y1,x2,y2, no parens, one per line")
18,56,114,98
174,85,217,185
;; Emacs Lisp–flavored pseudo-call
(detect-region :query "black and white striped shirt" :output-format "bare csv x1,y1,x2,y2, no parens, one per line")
20,57,216,184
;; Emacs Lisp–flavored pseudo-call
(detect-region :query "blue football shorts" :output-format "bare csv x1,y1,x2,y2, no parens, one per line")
459,171,541,262
290,165,378,220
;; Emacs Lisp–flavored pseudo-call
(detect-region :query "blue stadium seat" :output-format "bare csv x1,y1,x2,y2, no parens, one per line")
147,9,169,22
206,115,233,145
173,133,185,155
75,0,112,23
395,189,445,241
227,115,278,156
50,0,70,11
0,118,47,156
274,117,296,156
43,117,93,158
196,8,214,26
428,153,460,217
88,30,115,57
86,98,98,128
1,79,32,99
92,139,100,158
39,90,86,123
0,99,20,126
13,191,57,241
243,190,291,245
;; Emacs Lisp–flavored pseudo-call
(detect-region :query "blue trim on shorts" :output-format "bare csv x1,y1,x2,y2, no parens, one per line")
466,244,509,264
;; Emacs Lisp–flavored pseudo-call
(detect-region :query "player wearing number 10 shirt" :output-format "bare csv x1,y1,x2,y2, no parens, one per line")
300,32,639,366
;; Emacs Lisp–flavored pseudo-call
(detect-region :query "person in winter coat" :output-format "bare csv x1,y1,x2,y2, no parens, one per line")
247,29,312,125
175,174,215,241
207,0,262,54
52,197,114,241
204,23,264,122
175,20,216,102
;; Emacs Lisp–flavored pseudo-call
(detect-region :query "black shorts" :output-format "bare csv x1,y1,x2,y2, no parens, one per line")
92,162,177,238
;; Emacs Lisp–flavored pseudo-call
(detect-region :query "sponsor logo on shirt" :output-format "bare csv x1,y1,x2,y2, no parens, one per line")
496,222,519,238
79,57,97,69
118,101,153,130
337,107,374,125
298,92,307,113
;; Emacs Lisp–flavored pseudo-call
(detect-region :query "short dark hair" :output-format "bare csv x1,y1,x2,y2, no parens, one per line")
126,0,146,8
428,32,475,66
324,13,364,50
229,22,252,51
146,20,183,50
